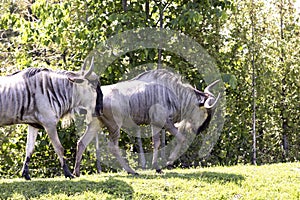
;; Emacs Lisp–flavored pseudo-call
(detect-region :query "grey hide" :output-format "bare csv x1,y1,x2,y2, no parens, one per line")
0,58,102,180
73,69,220,176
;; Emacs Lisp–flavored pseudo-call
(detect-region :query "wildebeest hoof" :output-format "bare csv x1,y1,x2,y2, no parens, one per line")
63,163,75,179
22,172,31,181
22,168,31,181
65,174,75,179
73,173,80,177
128,172,139,176
73,170,80,177
167,164,174,170
156,169,164,174
64,170,75,179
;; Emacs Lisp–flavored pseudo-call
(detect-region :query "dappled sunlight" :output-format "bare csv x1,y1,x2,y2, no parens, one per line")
0,163,299,199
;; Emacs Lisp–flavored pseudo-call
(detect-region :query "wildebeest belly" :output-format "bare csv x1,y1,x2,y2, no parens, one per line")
128,83,180,125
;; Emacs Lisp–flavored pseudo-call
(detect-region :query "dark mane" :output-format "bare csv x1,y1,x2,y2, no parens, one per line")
7,70,22,76
23,68,51,78
133,69,193,91
55,70,78,77
133,69,182,83
8,68,78,78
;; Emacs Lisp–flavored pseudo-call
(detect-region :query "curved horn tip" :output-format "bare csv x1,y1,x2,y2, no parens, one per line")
204,93,221,109
81,59,87,74
90,56,95,65
209,79,220,86
204,79,220,95
89,56,95,70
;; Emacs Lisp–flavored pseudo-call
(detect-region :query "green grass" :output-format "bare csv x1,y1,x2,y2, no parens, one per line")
0,163,299,199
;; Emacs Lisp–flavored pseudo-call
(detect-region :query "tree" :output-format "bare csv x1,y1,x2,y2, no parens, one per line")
0,0,299,178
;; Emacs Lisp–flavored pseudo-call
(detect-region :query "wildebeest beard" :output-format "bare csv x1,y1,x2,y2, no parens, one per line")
94,83,103,116
196,109,213,135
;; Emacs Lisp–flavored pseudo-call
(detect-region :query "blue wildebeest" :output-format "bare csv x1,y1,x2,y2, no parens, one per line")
72,69,220,176
0,58,103,180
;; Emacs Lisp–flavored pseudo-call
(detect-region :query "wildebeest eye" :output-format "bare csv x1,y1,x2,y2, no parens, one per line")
68,77,85,83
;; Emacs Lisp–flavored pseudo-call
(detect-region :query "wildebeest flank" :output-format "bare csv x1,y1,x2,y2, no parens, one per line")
129,83,180,125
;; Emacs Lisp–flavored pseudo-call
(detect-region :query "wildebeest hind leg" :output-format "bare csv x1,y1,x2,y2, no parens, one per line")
22,125,39,180
136,128,146,170
45,125,74,179
108,131,138,175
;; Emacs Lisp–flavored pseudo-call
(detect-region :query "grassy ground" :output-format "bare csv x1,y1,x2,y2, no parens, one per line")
0,162,299,199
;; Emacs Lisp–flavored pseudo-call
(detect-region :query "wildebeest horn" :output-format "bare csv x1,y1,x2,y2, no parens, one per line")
204,80,220,97
81,60,87,72
203,80,220,109
83,56,95,78
204,93,220,109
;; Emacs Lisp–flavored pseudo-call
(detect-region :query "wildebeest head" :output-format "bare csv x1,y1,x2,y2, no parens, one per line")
69,57,103,120
187,80,220,135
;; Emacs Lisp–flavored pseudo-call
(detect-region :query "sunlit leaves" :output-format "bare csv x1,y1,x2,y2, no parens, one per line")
0,0,299,178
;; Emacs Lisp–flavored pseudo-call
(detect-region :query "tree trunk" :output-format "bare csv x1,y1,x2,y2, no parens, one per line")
279,0,288,161
157,1,167,164
250,0,257,165
145,0,149,21
122,0,127,12
95,132,102,173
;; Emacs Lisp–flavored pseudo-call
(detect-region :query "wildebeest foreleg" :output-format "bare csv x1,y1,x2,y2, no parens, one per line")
73,119,99,177
21,125,39,180
45,125,74,179
151,125,162,173
165,121,185,168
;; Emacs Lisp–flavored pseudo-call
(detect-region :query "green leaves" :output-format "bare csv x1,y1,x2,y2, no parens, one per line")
222,73,237,89
0,0,299,178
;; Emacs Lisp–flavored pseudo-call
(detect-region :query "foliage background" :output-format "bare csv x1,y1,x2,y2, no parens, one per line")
0,0,299,178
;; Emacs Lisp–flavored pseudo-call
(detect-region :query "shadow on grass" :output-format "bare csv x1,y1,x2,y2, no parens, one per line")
198,171,245,185
111,170,245,185
0,177,133,199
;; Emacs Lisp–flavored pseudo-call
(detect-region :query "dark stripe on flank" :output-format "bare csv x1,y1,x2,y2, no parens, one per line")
20,106,25,120
24,80,31,109
39,78,45,95
47,77,60,106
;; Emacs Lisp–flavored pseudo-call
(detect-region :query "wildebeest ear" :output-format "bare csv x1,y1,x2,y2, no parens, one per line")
68,77,84,83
